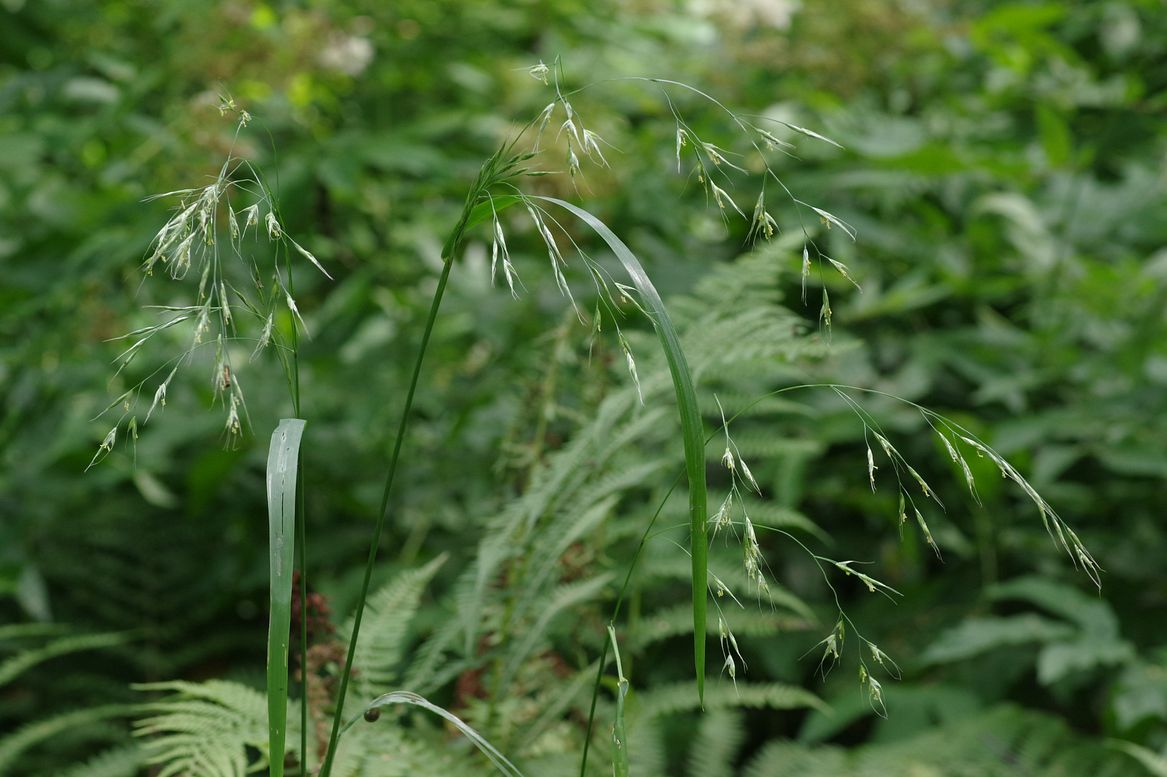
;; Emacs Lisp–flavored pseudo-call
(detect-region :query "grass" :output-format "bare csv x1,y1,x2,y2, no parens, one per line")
265,418,306,777
90,64,1103,777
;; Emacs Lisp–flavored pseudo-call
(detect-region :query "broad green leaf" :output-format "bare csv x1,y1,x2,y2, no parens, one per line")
266,418,306,777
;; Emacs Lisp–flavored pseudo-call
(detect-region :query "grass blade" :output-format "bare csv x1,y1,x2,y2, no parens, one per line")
318,257,456,777
266,418,306,777
535,196,708,705
608,626,630,777
343,691,526,777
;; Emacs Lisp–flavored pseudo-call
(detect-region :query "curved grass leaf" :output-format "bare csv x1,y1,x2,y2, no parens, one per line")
534,196,709,704
266,418,306,777
343,691,525,777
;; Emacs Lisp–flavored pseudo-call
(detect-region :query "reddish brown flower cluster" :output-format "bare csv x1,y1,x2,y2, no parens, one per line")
289,569,335,650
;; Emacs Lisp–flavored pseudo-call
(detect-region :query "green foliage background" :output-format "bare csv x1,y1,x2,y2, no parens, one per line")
2,0,1166,775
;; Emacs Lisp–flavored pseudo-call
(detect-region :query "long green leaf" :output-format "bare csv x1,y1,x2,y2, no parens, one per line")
266,418,306,777
608,626,630,777
534,196,708,704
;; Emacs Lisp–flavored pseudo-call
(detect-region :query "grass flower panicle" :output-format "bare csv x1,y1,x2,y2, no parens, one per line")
94,100,331,461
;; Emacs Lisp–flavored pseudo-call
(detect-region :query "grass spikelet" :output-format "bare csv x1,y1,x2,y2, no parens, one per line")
914,506,941,559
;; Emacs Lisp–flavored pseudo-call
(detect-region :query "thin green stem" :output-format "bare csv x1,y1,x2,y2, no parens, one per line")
318,255,456,777
578,474,682,777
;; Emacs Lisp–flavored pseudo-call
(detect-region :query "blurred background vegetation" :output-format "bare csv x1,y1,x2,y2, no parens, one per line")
2,0,1166,775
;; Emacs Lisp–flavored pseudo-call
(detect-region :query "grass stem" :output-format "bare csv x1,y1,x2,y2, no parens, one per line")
317,254,455,777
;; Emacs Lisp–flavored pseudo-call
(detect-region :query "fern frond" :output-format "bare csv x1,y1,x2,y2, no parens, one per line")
0,704,136,775
399,613,464,694
632,604,809,651
133,680,284,777
726,432,825,462
989,575,1118,635
920,614,1075,665
745,705,1138,777
499,574,613,692
638,681,825,719
502,497,616,638
0,631,129,687
57,743,145,777
686,709,744,777
329,722,493,777
515,661,599,749
346,555,447,696
640,554,813,619
624,717,667,777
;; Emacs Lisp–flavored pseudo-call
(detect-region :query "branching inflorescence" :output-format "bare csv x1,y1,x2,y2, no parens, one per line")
93,98,330,467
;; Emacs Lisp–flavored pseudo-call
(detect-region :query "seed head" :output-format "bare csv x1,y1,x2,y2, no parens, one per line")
866,445,877,491
171,233,195,279
739,456,760,494
285,292,307,334
149,382,167,417
528,60,550,84
253,313,274,359
86,425,119,470
581,128,608,166
914,506,941,558
748,192,778,242
618,334,644,405
800,245,810,303
225,394,241,436
866,674,886,715
710,493,733,536
193,306,210,344
241,204,260,234
220,282,232,325
709,181,745,218
722,653,737,686
228,207,240,240
743,517,766,591
758,128,793,151
266,211,282,240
